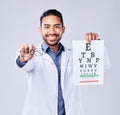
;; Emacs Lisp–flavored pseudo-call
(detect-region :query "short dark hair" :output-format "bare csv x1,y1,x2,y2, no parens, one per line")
40,9,64,27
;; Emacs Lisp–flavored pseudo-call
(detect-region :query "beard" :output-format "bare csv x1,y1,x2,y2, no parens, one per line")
42,34,62,46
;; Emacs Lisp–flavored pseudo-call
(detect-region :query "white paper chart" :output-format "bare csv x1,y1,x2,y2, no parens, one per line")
72,40,104,85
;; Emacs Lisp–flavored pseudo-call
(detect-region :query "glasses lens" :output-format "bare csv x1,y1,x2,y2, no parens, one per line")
20,49,34,57
35,48,43,56
20,48,43,57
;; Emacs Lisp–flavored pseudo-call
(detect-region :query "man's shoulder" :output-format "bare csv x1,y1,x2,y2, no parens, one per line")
63,46,72,57
63,45,72,52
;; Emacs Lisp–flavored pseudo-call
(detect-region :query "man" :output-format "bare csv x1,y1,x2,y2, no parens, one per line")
15,9,109,115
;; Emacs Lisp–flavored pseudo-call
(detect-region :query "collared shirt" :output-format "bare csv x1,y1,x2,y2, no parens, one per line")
16,43,65,115
42,43,65,115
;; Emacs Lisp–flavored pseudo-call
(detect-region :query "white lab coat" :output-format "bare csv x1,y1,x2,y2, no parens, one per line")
15,44,110,115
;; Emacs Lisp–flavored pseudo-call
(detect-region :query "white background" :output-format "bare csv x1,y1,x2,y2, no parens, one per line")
0,0,120,115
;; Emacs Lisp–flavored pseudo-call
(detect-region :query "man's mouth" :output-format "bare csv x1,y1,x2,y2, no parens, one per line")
46,34,59,38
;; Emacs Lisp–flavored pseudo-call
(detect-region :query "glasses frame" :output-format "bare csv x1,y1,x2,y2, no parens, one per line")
20,48,43,57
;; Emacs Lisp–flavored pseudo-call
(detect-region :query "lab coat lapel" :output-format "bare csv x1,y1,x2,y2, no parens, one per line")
37,43,55,64
61,50,70,89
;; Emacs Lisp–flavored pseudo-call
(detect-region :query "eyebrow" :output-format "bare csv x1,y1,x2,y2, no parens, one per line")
42,23,61,26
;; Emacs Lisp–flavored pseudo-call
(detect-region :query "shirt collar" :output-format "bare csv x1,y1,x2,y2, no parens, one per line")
41,42,65,53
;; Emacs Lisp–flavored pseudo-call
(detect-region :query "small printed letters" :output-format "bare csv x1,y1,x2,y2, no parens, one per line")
73,40,104,85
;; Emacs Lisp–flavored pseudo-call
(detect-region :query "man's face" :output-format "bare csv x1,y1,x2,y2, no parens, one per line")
40,15,65,46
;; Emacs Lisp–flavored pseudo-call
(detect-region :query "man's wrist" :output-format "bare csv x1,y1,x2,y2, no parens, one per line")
16,56,27,67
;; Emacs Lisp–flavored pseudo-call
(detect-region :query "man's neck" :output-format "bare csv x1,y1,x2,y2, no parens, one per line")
49,43,60,53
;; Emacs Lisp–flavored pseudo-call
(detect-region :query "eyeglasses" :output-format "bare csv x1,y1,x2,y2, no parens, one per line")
20,48,43,57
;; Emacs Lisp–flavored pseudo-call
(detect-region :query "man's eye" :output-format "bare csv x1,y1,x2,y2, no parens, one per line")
55,25,61,28
44,26,50,29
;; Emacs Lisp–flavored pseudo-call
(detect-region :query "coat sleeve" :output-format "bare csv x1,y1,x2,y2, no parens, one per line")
15,52,36,72
104,46,110,71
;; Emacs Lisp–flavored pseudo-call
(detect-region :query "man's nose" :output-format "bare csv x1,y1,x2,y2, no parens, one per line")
49,27,55,34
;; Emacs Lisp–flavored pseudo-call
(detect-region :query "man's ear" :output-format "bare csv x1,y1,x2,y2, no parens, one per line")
62,26,65,34
39,27,42,33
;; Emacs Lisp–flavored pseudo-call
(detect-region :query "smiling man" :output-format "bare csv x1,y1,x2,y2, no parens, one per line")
15,9,107,115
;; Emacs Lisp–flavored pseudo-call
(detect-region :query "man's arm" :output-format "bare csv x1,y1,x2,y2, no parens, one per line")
16,56,27,67
15,44,36,71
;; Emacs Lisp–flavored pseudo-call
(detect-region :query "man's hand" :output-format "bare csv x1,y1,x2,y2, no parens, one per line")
85,32,99,43
19,44,35,62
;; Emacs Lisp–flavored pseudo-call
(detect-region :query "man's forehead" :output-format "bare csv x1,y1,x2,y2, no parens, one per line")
41,15,62,27
42,23,61,26
42,15,61,22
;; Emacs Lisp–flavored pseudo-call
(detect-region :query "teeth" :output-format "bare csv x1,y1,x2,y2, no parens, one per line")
51,35,56,37
49,36,56,38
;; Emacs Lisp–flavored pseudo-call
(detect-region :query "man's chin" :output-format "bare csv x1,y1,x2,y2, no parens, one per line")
48,42,59,46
